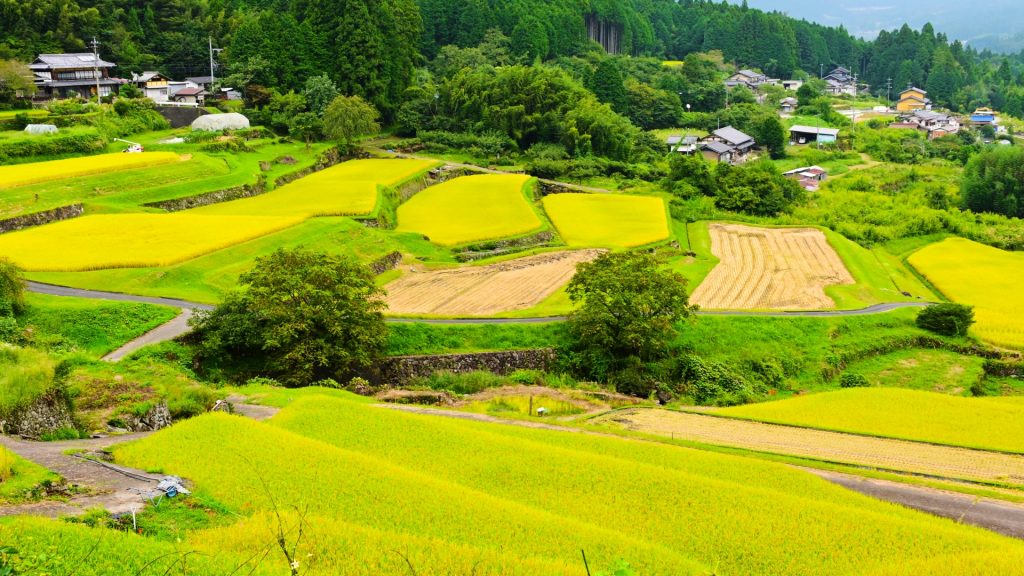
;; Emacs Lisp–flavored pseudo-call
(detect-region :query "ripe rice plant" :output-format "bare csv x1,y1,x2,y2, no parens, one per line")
542,193,670,248
908,237,1024,347
396,174,543,245
0,152,180,189
193,158,439,218
114,413,707,575
266,396,1024,576
0,214,302,271
0,517,279,575
718,387,1024,453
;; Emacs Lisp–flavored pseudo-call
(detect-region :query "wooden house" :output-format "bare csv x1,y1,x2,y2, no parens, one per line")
896,87,931,112
28,53,120,100
130,71,172,102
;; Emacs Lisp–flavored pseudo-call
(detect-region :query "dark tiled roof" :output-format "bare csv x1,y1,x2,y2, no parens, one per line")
713,126,754,146
30,53,115,69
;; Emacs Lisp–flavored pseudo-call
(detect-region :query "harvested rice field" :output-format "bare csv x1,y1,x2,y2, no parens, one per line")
542,193,670,248
594,408,1024,485
396,174,542,246
384,250,602,316
0,213,301,271
0,152,181,189
691,223,854,310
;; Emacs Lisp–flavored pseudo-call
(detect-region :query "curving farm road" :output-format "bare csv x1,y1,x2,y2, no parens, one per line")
26,281,932,359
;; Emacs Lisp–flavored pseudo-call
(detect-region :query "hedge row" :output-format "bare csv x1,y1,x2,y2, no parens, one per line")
0,130,106,162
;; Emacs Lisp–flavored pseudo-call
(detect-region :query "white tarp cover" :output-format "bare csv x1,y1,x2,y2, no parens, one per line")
23,124,58,135
191,113,250,132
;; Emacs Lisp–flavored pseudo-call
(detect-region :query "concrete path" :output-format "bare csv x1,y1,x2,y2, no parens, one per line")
102,309,195,362
0,433,160,518
379,404,1024,540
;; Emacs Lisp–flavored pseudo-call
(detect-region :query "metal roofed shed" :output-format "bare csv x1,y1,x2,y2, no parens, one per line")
789,125,840,145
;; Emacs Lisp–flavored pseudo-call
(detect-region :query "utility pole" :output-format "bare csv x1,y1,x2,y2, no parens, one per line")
208,37,223,89
90,36,101,105
886,77,892,109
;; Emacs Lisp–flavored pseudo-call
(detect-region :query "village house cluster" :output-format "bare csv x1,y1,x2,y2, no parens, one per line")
25,52,239,105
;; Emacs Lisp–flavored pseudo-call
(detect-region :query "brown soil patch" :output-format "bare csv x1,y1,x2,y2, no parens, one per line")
692,224,854,310
385,250,603,316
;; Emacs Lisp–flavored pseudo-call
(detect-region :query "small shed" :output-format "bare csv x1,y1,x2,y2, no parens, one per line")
780,97,798,114
789,125,839,145
23,124,58,135
191,112,250,132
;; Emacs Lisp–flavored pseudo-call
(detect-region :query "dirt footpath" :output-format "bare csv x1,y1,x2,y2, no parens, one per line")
0,433,161,518
594,408,1024,485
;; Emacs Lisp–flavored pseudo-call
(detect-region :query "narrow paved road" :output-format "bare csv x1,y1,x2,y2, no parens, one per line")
102,309,195,362
381,404,1024,540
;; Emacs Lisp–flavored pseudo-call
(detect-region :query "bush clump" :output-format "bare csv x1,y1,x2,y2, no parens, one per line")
916,303,975,337
839,372,870,388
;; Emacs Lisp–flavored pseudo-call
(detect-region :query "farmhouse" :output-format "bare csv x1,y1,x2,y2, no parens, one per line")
700,126,755,164
28,53,121,100
971,107,998,127
780,97,798,114
726,69,768,89
822,67,860,96
894,110,960,139
172,87,205,105
130,71,172,102
789,125,840,145
666,135,699,154
896,87,931,112
783,166,828,191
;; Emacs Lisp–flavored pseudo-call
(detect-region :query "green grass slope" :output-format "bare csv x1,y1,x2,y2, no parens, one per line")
718,387,1024,452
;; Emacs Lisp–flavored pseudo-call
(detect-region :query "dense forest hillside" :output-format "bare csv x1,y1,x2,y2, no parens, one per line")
0,0,1021,113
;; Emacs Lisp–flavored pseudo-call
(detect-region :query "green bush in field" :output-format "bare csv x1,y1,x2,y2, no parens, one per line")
839,372,870,388
916,303,976,337
0,259,25,317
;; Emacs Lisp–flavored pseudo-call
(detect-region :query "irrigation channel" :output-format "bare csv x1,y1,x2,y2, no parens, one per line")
26,281,933,360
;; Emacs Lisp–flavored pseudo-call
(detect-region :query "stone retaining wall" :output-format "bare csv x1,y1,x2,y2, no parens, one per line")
0,204,84,234
375,349,557,385
456,231,556,261
369,251,403,275
0,391,75,438
146,148,347,212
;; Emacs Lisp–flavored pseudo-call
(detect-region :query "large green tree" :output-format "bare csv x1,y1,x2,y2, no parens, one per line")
961,146,1024,218
565,252,695,395
191,248,387,387
323,94,381,151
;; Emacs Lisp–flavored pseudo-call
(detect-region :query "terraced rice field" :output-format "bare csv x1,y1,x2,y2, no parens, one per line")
0,214,301,271
193,158,438,218
396,174,542,245
0,152,180,189
385,250,601,316
908,237,1024,347
691,223,854,310
595,407,1024,485
718,388,1024,454
542,193,669,248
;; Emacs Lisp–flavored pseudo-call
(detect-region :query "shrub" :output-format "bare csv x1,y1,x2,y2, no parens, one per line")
916,303,975,337
839,372,870,388
412,371,505,395
311,378,341,389
0,259,25,317
673,355,761,405
244,376,281,387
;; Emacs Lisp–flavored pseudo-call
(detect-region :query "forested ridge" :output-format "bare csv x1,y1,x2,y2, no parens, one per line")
1,0,1023,113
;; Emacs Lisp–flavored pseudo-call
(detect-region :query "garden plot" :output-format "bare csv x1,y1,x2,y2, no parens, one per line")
385,250,602,316
0,152,180,189
0,213,301,271
396,174,542,246
908,237,1024,348
542,193,669,248
691,223,854,310
192,158,438,218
